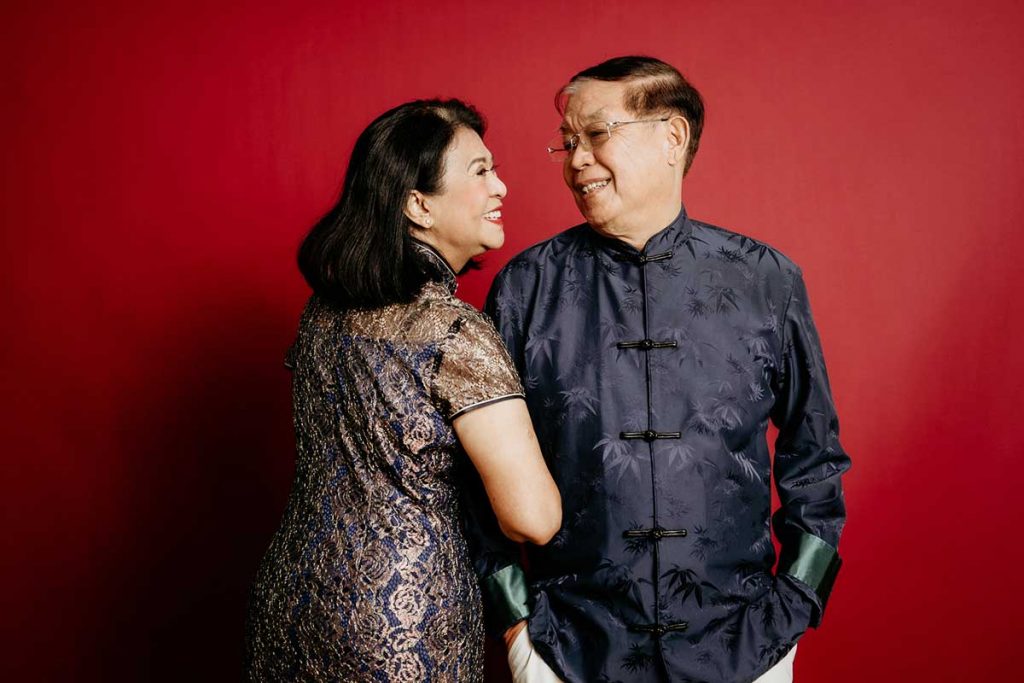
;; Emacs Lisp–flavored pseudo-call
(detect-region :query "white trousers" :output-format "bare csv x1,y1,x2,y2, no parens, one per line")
507,628,797,683
753,644,797,683
507,628,562,683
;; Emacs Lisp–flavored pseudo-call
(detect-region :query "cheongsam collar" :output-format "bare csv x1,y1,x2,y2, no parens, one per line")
411,238,458,294
587,204,694,263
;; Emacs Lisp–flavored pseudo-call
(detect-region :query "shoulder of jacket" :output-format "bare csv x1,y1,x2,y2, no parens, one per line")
690,219,801,275
497,224,590,278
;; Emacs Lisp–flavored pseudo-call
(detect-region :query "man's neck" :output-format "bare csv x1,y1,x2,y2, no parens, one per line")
596,199,682,251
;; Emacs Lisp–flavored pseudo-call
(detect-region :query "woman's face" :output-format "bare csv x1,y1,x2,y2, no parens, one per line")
423,127,507,269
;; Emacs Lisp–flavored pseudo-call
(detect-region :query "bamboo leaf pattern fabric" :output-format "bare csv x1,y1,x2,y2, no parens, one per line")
468,207,850,683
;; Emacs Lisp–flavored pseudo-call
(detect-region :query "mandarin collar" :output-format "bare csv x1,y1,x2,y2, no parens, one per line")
587,205,693,260
411,239,458,294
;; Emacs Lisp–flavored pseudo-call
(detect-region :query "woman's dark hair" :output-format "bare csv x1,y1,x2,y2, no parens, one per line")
560,55,704,175
298,99,485,308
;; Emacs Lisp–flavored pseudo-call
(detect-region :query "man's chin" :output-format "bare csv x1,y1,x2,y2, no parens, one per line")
576,199,616,229
580,209,612,232
575,202,597,224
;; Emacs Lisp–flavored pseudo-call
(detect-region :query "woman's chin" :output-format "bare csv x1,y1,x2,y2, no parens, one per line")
481,234,505,252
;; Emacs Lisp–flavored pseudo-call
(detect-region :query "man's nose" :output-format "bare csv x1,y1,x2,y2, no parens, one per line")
569,142,593,170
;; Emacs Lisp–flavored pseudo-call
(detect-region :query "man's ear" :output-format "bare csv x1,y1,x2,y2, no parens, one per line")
404,190,433,229
665,115,690,168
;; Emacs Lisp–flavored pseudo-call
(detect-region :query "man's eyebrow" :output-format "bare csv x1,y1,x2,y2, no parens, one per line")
561,108,610,131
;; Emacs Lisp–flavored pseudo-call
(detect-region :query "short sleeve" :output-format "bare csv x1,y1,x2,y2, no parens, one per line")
432,312,525,420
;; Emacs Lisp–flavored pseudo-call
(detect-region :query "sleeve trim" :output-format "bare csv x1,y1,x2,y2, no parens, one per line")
778,528,842,610
481,564,530,633
450,393,525,420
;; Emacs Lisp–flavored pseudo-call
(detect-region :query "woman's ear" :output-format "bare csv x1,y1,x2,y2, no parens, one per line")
404,190,433,229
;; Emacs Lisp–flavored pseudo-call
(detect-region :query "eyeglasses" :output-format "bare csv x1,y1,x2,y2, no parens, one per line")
546,117,670,161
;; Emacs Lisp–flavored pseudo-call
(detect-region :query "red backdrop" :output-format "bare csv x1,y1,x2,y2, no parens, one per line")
3,0,1022,680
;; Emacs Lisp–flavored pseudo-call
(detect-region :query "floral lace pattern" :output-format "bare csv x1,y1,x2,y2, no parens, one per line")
246,259,523,682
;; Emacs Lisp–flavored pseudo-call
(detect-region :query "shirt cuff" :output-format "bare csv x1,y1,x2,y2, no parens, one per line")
481,564,530,636
777,529,842,626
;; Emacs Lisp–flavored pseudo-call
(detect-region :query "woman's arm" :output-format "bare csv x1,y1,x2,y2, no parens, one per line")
454,398,561,546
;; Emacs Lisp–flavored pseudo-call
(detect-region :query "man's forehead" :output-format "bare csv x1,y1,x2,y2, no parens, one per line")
561,81,629,127
561,107,611,128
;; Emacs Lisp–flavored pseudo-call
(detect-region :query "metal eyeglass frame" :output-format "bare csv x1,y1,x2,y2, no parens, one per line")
546,117,671,160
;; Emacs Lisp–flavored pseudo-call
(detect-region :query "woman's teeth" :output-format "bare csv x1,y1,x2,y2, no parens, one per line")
483,210,502,220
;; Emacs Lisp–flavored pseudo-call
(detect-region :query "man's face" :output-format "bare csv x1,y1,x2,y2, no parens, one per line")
559,80,677,238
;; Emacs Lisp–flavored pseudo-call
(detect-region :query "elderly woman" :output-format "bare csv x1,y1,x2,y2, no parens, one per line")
245,99,561,682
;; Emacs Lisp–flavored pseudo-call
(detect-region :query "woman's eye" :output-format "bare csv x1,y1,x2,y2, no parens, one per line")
478,165,499,176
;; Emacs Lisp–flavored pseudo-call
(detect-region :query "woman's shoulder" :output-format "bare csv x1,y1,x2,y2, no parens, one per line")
317,283,490,348
412,282,495,340
296,294,342,334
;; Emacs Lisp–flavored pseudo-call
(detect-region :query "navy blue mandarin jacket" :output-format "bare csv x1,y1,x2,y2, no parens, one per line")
465,207,850,683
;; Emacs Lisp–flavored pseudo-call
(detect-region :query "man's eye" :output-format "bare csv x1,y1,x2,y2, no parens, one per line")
587,128,609,141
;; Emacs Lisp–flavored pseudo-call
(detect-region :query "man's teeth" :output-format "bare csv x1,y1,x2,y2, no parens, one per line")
483,210,502,220
581,180,609,195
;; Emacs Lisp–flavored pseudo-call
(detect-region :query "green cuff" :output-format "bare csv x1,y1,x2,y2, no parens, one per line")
777,529,842,611
481,564,530,634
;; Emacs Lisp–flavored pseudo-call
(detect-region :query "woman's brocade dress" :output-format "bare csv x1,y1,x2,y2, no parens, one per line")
246,246,524,681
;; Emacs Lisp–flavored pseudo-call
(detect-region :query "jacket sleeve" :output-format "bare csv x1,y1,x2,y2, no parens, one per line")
459,267,532,635
770,268,851,627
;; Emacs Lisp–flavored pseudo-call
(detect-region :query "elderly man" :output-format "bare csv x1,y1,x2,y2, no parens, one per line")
467,56,850,683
